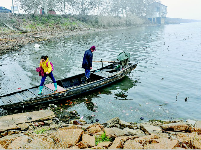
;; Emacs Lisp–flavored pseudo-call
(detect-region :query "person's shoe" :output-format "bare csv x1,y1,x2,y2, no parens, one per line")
54,83,57,92
85,77,89,83
38,86,43,95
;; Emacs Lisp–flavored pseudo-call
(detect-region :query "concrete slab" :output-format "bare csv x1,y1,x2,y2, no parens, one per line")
0,110,55,132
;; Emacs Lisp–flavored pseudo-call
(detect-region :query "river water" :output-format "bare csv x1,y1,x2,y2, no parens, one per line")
0,22,201,123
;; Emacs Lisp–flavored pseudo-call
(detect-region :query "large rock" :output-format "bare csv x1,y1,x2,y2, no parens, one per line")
85,124,104,135
176,134,201,149
191,135,201,149
24,135,55,149
106,117,120,127
7,135,29,149
0,144,3,149
143,138,178,149
123,128,145,136
104,127,125,138
52,129,84,148
195,121,201,128
123,139,143,149
96,141,112,149
0,134,18,149
82,134,96,147
87,126,102,135
119,120,134,129
194,121,201,134
134,134,160,145
76,141,88,149
123,134,178,149
140,123,162,135
109,136,137,149
160,122,190,132
94,130,105,136
17,123,30,131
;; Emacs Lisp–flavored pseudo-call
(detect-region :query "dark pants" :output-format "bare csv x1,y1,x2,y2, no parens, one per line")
40,72,56,86
85,69,90,79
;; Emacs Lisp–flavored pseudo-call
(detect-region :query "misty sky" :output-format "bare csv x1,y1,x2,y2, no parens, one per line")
0,0,201,20
161,0,201,20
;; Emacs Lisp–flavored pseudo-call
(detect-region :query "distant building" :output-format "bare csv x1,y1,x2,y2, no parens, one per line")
147,2,167,24
48,10,56,15
0,6,12,13
40,8,56,15
11,6,19,14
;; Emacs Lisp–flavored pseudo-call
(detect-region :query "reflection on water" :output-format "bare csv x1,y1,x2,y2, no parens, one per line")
1,22,201,123
57,76,136,123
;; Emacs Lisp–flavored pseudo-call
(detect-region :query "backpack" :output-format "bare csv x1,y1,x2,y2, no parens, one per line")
46,61,54,71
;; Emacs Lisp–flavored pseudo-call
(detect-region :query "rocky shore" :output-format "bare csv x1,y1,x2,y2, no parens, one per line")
0,109,201,149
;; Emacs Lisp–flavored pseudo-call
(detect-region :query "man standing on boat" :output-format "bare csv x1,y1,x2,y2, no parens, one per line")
82,46,96,82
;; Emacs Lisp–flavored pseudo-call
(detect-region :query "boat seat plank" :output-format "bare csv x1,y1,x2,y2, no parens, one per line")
0,97,12,105
45,83,66,92
28,88,40,96
12,93,24,102
20,90,37,101
0,99,4,105
8,95,22,103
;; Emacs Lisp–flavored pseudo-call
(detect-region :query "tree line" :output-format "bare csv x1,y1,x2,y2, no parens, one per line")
14,0,161,18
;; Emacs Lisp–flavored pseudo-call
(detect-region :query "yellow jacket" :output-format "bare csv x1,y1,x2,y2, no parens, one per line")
40,58,52,74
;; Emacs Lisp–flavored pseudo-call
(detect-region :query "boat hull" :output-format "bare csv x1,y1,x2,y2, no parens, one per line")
0,62,137,109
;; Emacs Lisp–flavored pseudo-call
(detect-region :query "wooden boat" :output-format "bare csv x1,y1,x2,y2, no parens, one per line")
0,61,137,109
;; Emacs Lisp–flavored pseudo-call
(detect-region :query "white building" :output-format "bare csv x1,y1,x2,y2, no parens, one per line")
147,2,167,24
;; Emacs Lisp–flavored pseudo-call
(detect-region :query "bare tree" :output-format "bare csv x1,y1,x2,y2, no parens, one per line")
16,0,158,17
16,0,61,14
17,0,41,14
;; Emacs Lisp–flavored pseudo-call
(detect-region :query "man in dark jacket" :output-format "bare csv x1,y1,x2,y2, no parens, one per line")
82,46,96,81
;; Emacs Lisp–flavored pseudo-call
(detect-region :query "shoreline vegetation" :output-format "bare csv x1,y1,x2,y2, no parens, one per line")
0,14,148,53
0,109,201,149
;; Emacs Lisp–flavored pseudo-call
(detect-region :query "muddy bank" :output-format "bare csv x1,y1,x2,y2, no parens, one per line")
0,25,135,54
0,27,100,53
0,14,150,54
0,109,201,149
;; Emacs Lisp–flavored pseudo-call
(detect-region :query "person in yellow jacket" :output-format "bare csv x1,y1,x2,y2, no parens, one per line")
38,55,57,95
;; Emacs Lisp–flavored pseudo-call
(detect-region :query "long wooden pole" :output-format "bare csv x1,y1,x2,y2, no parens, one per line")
93,61,115,62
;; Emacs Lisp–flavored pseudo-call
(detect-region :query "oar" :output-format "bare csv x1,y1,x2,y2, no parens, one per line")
93,60,116,67
93,61,116,62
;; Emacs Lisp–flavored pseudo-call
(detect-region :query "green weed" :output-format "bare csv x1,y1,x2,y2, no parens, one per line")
95,132,111,146
34,127,50,134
